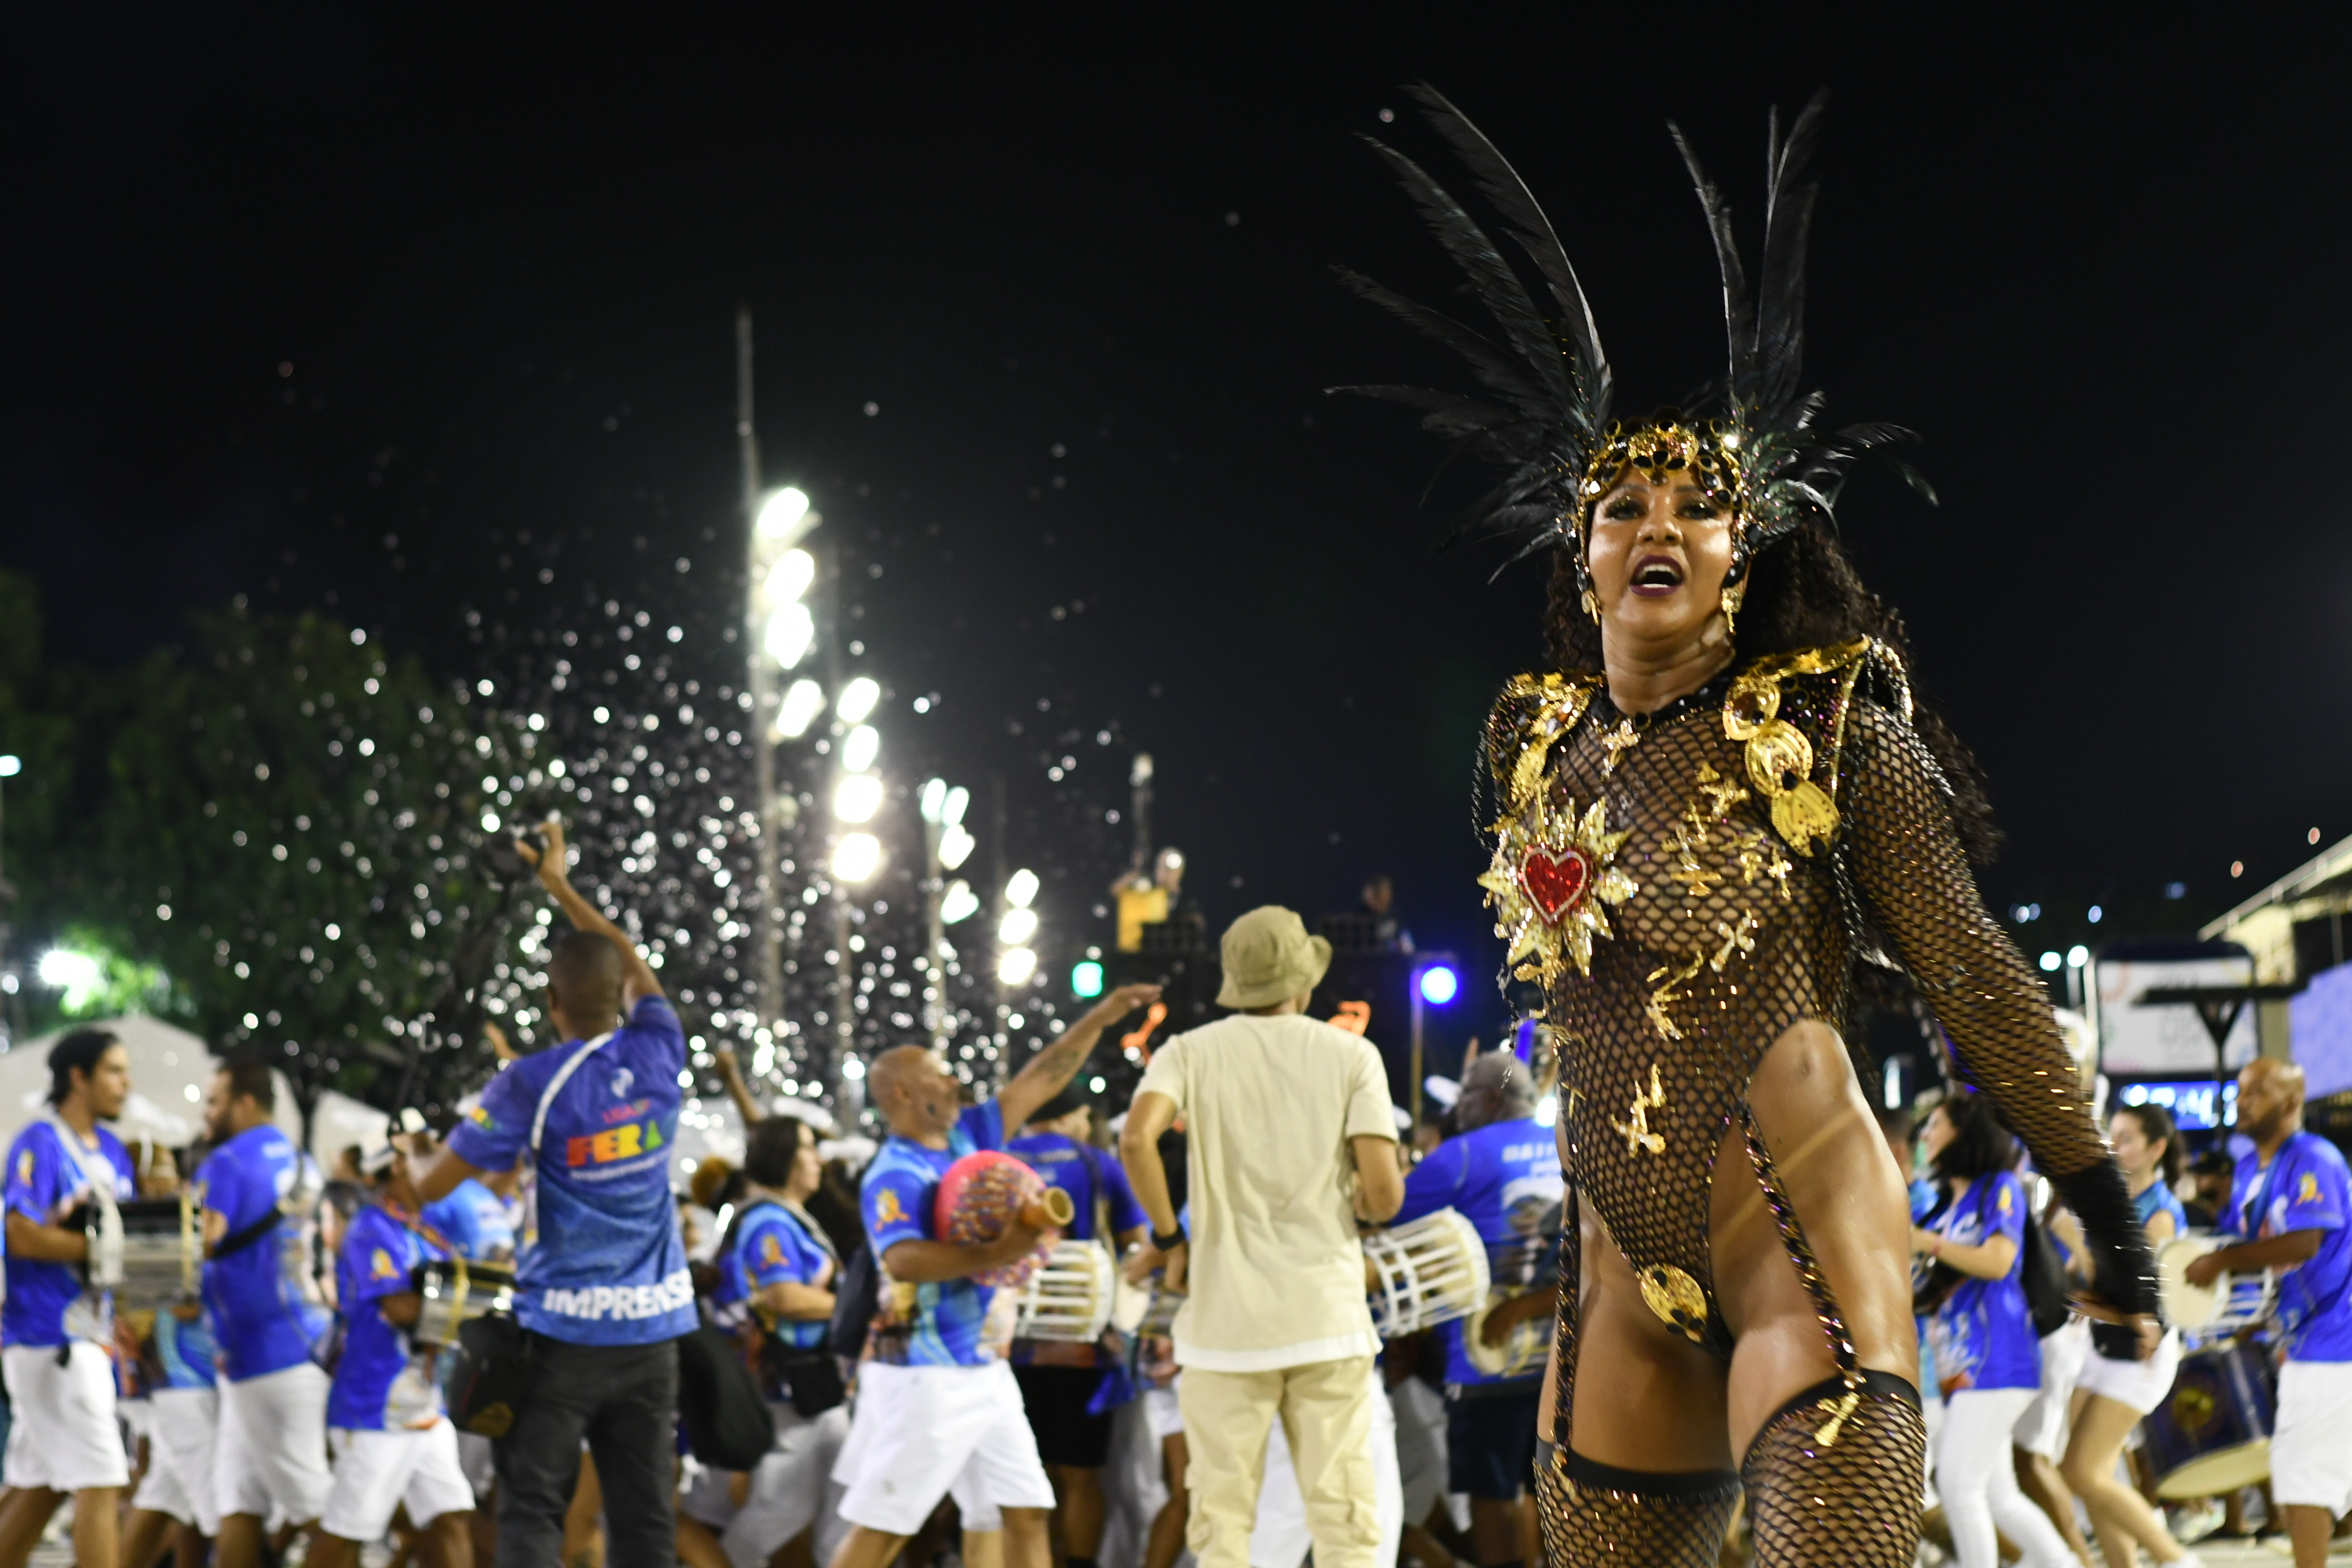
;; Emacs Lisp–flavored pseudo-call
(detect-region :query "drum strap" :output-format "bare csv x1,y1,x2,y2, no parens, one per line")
529,1031,619,1153
42,1113,123,1295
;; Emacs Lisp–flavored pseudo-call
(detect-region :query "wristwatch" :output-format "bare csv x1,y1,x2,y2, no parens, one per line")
1151,1227,1187,1252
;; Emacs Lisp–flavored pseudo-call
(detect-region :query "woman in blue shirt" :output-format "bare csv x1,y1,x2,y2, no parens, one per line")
1913,1093,2076,1568
2062,1103,2200,1568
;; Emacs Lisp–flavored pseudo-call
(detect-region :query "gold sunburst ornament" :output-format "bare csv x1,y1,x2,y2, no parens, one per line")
1480,796,1637,986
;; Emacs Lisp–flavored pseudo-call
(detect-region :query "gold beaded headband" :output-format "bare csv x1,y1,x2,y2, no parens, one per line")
1578,416,1749,522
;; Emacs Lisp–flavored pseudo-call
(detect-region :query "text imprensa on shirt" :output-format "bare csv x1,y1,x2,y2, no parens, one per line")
2,1119,135,1348
1136,1013,1397,1373
329,1204,450,1431
2225,1131,2352,1362
446,996,694,1345
1008,1132,1146,1243
1393,1116,1564,1386
714,1201,834,1352
1925,1171,2039,1393
862,1101,1008,1366
199,1124,332,1380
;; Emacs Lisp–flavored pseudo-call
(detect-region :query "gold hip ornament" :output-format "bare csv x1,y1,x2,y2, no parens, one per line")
1638,1264,1709,1342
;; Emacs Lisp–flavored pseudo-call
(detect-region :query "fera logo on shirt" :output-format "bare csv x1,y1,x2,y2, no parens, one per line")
872,1188,906,1228
14,1151,29,1187
564,1119,665,1168
371,1248,401,1281
759,1233,786,1266
2298,1173,2319,1204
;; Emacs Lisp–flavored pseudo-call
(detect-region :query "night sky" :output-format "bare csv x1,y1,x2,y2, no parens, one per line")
7,8,2350,1009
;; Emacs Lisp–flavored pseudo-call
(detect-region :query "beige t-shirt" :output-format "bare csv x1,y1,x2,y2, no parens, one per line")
1137,1013,1397,1371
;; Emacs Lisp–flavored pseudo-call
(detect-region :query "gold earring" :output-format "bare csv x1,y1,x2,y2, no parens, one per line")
1721,581,1744,637
1580,588,1600,622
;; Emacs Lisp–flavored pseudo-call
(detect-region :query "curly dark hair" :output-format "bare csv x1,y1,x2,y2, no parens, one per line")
1540,518,2001,865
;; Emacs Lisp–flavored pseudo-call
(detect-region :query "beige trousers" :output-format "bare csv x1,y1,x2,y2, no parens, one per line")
1177,1355,1382,1568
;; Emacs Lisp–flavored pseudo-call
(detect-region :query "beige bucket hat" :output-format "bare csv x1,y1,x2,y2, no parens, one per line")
1217,905,1333,1009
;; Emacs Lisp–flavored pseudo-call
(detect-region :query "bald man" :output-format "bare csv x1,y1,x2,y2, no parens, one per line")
828,984,1158,1568
2184,1059,2351,1568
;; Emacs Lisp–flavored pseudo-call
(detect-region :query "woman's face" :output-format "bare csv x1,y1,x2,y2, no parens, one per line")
1587,471,1737,651
2109,1112,2162,1180
1919,1105,1955,1166
787,1134,824,1200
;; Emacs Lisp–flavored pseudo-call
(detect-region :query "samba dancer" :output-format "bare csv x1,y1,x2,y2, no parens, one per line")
421,817,692,1568
309,1133,477,1568
827,982,1157,1568
1391,1048,1564,1568
1343,88,2160,1568
200,1057,336,1568
2184,1060,2351,1568
0,1030,136,1568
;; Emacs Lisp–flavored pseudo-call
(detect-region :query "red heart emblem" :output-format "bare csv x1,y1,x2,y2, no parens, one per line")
1521,846,1591,924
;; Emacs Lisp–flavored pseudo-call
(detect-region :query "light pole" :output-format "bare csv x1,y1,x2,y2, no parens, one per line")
919,779,975,1051
1409,959,1461,1141
0,754,17,1042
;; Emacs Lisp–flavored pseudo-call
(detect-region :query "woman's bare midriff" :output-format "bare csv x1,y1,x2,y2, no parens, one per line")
1544,1019,1921,1468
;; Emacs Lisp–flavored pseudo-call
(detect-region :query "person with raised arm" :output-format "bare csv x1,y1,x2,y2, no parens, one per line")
825,982,1158,1568
420,817,692,1568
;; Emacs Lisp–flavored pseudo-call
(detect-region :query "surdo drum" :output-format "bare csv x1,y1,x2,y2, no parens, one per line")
87,1195,201,1311
2143,1339,2275,1499
1364,1208,1490,1338
413,1257,518,1346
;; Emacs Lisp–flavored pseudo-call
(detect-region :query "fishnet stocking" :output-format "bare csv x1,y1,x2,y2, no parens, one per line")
1741,1383,1927,1568
1536,1451,1740,1568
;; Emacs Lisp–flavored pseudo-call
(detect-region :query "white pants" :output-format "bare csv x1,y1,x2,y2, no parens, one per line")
1388,1377,1449,1531
133,1386,222,1535
2012,1318,2088,1460
217,1361,333,1525
2271,1358,2352,1515
683,1404,850,1568
831,1361,1055,1536
1935,1387,2074,1568
1,1342,127,1492
322,1420,475,1542
1248,1369,1403,1568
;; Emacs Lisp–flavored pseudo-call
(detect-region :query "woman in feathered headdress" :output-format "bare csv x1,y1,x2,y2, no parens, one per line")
1342,89,2161,1568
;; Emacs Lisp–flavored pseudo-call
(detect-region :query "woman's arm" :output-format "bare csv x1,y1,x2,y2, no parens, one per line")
1911,1225,2017,1281
752,1280,836,1320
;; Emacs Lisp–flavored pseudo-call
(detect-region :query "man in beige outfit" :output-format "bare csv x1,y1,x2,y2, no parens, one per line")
1119,906,1403,1568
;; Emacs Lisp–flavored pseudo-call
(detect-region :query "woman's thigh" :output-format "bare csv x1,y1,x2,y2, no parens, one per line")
1568,1204,1734,1473
1715,1021,1919,1458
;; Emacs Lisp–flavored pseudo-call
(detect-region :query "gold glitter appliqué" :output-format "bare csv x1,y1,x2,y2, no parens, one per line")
1482,795,1638,986
1610,1062,1668,1155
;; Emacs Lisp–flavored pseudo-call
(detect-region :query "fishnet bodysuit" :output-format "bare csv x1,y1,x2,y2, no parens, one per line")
1486,643,2112,1567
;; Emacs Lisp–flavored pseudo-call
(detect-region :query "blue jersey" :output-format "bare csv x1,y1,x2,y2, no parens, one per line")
715,1201,834,1352
153,1307,221,1389
1008,1133,1146,1244
446,997,693,1345
862,1101,1007,1367
1393,1117,1565,1386
425,1178,517,1263
2135,1178,2187,1236
198,1125,329,1380
1926,1171,2039,1393
328,1204,450,1430
2224,1133,2351,1362
2,1119,136,1348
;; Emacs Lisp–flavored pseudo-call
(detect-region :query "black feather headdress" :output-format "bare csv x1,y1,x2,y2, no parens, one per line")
1334,85,1933,593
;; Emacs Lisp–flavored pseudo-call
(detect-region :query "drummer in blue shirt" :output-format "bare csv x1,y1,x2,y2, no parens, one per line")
1389,1049,1562,1568
2184,1060,2352,1568
0,1029,137,1568
309,1134,476,1568
1910,1093,2077,1568
421,817,692,1568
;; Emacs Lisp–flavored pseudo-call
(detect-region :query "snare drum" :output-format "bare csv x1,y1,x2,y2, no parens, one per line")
2142,1340,2274,1499
1013,1241,1117,1343
414,1258,518,1346
1364,1209,1490,1338
92,1196,201,1311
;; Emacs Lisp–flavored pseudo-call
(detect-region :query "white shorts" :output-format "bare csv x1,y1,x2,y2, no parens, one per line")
321,1420,474,1542
2,1342,128,1492
2073,1326,2181,1416
456,1431,496,1500
133,1386,222,1535
1249,1367,1403,1568
2012,1318,2088,1459
1143,1384,1186,1442
832,1360,1055,1536
683,1404,850,1567
217,1361,333,1524
2270,1359,2352,1516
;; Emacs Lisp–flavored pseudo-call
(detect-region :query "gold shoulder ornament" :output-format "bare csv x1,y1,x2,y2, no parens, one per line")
1720,639,1871,858
1489,672,1602,813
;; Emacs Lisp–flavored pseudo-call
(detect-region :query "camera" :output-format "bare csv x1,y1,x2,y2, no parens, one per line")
483,823,548,884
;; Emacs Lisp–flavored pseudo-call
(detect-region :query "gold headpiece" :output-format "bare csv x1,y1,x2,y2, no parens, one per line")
1578,416,1748,523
